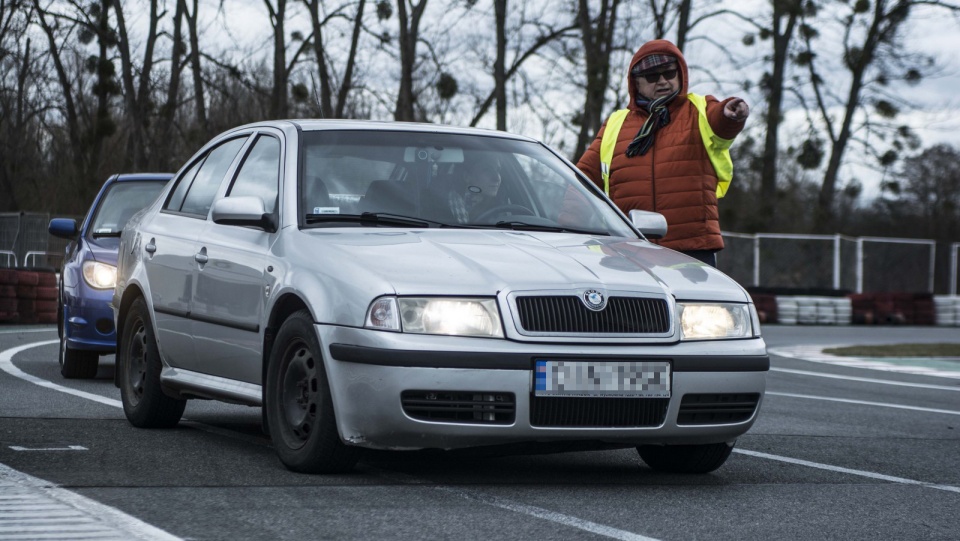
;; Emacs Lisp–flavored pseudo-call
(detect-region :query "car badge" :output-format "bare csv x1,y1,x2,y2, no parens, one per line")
581,289,606,311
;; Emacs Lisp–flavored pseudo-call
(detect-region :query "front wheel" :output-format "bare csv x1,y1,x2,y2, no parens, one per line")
637,441,735,474
118,297,185,428
59,306,98,379
265,309,359,473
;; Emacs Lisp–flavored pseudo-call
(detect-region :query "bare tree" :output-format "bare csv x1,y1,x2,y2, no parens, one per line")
114,0,162,169
574,0,622,160
304,0,366,119
184,0,207,136
394,0,428,121
804,0,960,229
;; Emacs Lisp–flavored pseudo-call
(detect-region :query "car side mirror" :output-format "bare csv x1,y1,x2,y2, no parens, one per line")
629,210,667,239
212,196,277,232
49,218,79,239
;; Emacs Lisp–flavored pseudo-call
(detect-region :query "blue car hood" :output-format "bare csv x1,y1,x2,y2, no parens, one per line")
85,237,121,266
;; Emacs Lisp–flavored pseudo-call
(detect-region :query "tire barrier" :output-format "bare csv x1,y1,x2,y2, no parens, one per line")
751,290,959,326
0,269,58,325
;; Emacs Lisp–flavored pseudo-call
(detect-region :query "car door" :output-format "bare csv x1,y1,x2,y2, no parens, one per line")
191,132,282,384
143,136,249,370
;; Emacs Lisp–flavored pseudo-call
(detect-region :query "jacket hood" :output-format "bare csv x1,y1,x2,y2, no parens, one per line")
627,40,689,112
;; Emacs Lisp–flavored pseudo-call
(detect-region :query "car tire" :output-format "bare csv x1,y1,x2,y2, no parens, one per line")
59,334,99,379
119,297,186,428
265,309,360,474
637,442,735,474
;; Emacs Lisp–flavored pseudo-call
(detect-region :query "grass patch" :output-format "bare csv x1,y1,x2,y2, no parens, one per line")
823,343,960,357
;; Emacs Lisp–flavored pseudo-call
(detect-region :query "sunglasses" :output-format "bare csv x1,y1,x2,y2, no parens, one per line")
637,69,678,84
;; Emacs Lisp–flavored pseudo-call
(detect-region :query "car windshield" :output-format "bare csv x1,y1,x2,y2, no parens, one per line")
89,181,166,236
299,130,635,237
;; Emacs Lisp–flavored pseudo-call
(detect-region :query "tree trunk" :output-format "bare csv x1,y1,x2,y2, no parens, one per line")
394,0,428,122
574,0,621,161
185,0,208,137
494,0,506,130
336,0,366,118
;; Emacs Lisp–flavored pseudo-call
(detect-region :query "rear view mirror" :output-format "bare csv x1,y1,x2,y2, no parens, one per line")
629,210,667,239
49,218,78,239
403,147,464,163
212,196,276,232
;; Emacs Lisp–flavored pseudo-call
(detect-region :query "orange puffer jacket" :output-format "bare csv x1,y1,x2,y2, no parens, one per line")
576,40,744,252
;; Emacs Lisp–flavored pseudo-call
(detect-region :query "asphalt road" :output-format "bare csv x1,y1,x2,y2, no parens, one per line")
1,324,958,541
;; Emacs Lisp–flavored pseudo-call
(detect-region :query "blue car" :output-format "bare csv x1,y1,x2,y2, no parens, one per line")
49,173,172,378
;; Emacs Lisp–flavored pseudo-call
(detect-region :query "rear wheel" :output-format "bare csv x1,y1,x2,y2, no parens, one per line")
265,309,359,473
118,297,185,428
637,442,735,474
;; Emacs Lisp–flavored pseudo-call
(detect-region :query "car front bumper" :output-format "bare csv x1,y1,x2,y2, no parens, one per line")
319,325,768,451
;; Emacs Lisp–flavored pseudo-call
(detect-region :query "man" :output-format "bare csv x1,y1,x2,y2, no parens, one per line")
576,39,749,267
449,161,502,223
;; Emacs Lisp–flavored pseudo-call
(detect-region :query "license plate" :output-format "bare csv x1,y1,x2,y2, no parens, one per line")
534,360,670,397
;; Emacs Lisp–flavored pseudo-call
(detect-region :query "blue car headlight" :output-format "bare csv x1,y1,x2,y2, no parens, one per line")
365,297,503,338
82,261,117,289
677,302,760,340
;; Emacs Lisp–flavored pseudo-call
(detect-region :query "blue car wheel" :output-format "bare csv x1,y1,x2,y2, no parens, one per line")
58,299,99,379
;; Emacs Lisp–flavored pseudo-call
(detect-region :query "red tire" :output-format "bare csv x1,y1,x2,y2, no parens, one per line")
0,285,15,297
17,271,39,286
17,299,35,313
17,313,39,324
35,300,58,313
0,298,17,312
0,269,17,285
16,285,37,299
36,272,57,287
37,312,57,324
0,311,19,322
36,286,58,300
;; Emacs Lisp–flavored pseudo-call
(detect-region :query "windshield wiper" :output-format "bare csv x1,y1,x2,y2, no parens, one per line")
493,220,609,236
305,212,447,228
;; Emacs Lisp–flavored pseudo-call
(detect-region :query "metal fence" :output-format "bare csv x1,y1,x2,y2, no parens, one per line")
2,212,958,294
720,232,960,295
0,212,74,270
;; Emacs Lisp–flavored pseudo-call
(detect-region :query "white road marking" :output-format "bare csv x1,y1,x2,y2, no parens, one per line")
0,327,56,335
768,345,960,379
734,449,960,494
767,391,960,416
372,468,659,541
9,446,88,452
770,367,960,392
0,340,123,408
0,462,182,541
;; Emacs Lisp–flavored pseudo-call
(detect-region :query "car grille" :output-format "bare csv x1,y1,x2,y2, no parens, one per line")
676,393,760,425
529,397,669,427
515,296,670,334
401,391,515,424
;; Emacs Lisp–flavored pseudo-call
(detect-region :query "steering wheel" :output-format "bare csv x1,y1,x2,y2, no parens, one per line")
473,204,535,223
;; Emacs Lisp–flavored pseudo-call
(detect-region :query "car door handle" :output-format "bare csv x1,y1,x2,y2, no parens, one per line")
195,253,208,264
145,242,156,254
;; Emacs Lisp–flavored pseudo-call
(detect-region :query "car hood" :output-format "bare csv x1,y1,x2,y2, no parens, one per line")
296,229,749,302
84,237,120,265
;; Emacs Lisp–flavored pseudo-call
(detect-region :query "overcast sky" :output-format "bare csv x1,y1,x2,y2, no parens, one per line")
149,0,960,202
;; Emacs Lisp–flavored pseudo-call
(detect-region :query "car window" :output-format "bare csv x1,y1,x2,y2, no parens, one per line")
178,137,247,217
299,130,635,236
165,159,203,212
227,135,280,214
89,181,167,235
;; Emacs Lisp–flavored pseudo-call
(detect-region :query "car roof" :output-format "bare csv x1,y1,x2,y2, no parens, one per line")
112,173,174,182
225,119,538,143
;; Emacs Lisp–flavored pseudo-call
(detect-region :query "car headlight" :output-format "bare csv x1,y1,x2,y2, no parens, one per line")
678,302,758,340
365,297,503,338
82,261,117,289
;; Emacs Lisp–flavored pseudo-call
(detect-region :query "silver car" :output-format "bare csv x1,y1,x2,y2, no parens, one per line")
113,120,768,474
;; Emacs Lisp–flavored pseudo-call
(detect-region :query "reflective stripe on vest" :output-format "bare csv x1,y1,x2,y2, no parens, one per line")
599,93,734,198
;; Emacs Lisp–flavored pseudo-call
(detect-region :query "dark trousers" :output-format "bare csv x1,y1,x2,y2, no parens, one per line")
680,249,718,268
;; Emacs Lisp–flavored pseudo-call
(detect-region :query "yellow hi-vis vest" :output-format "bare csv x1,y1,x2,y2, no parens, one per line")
599,93,734,198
